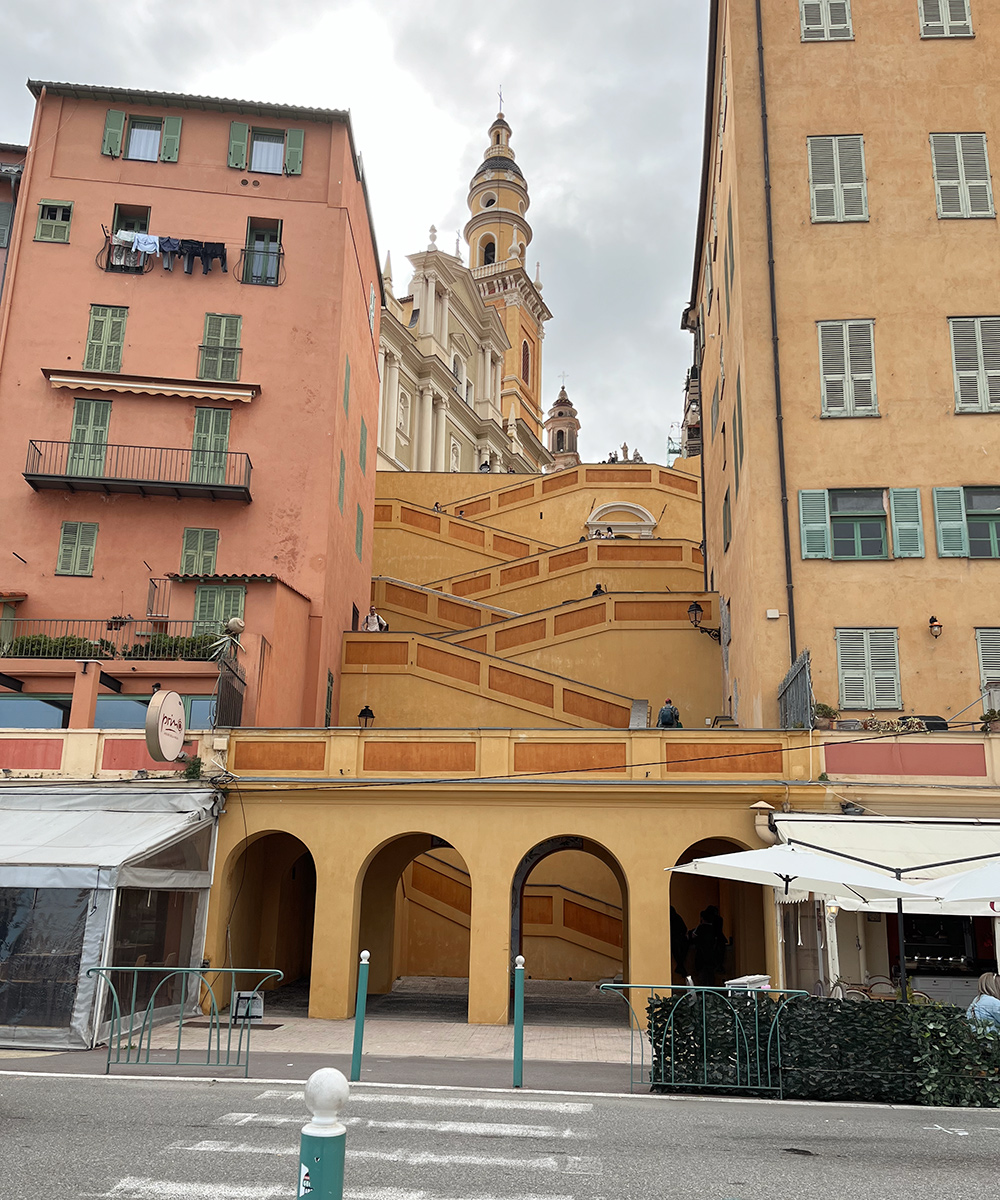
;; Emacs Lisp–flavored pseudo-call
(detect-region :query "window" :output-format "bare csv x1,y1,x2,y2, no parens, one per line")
799,488,924,559
242,217,282,286
0,200,13,249
808,136,868,222
818,319,877,415
483,240,496,266
338,451,346,513
190,407,231,486
933,487,1000,557
711,380,720,438
343,356,351,414
359,418,368,474
800,0,853,40
930,134,994,218
199,314,242,382
355,504,364,561
521,341,530,385
102,110,181,162
193,585,244,634
84,305,127,372
181,529,219,575
227,122,303,175
734,371,745,496
949,317,1000,412
977,628,1000,691
556,430,565,452
67,398,110,478
722,488,732,551
920,0,973,38
705,256,714,312
836,628,901,710
35,200,72,243
56,521,98,576
107,204,150,273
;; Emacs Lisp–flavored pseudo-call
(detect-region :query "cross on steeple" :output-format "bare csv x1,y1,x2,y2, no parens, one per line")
558,372,569,387
498,85,503,113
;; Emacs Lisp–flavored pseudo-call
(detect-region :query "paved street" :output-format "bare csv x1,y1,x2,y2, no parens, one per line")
2,1071,1000,1199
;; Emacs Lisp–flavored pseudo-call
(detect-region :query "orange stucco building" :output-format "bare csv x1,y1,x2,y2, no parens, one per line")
0,82,382,733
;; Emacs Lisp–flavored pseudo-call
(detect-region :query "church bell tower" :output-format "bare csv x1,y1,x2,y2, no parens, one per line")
544,385,581,470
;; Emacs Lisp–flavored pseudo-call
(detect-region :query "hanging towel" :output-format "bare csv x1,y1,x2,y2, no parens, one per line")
112,229,135,247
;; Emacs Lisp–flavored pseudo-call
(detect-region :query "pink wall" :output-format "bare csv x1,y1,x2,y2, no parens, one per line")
0,90,381,726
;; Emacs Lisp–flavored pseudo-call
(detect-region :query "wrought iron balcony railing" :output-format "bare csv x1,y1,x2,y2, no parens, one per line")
24,441,252,501
0,619,226,661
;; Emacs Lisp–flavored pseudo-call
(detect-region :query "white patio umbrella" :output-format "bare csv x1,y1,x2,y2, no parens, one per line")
667,844,938,903
936,861,1000,905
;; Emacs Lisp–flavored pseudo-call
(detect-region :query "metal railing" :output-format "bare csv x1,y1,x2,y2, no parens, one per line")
1,618,225,660
24,440,252,496
87,966,283,1075
599,983,809,1095
236,245,284,286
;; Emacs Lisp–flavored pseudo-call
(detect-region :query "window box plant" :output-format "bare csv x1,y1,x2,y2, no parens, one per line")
812,702,840,730
982,709,1000,733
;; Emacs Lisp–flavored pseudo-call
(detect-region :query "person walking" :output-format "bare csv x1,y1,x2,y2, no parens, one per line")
656,698,682,728
691,905,728,987
361,605,388,632
966,972,1000,1030
670,906,690,978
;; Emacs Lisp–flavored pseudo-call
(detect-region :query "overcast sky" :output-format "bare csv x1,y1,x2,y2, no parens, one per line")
0,1,709,465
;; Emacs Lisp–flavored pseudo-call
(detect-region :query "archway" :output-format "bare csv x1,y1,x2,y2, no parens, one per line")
669,837,765,986
586,501,658,539
511,836,629,1025
357,833,472,1020
224,831,316,1015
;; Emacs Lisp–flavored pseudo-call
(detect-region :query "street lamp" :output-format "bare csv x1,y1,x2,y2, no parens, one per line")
928,615,943,639
358,705,375,729
687,601,721,643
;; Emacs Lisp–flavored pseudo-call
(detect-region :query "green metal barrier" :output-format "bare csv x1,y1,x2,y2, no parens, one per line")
512,954,525,1088
298,1068,349,1198
599,982,809,1096
87,965,283,1076
350,950,370,1083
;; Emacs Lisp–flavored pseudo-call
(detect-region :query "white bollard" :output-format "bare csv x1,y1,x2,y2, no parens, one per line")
297,1067,349,1197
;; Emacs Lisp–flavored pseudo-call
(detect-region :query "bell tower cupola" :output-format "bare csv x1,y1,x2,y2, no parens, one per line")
464,112,532,270
544,384,581,471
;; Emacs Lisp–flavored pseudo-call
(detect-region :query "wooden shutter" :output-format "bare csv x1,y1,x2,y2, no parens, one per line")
220,586,245,623
284,129,304,175
950,317,986,410
0,200,12,249
818,321,848,414
68,398,111,477
56,522,81,575
981,317,1000,410
160,116,182,162
799,489,831,558
360,418,368,473
191,407,231,485
355,504,364,561
809,137,839,220
102,109,126,157
923,0,973,37
836,629,872,708
867,629,902,708
202,313,242,382
36,202,72,243
837,136,868,219
228,121,249,171
959,135,994,216
103,308,127,372
705,255,713,310
181,529,219,575
711,381,720,437
931,134,964,216
343,356,351,414
338,451,346,513
933,487,969,556
977,629,1000,687
826,0,853,38
193,586,221,630
846,320,877,413
889,489,925,558
800,1,827,40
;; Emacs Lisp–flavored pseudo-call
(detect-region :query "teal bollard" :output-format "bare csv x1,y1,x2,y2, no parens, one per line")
350,950,370,1083
297,1067,348,1198
513,953,525,1088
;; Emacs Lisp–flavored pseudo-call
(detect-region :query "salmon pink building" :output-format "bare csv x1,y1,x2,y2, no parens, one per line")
0,82,382,739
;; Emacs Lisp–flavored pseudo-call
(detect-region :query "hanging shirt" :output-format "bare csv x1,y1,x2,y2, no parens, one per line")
132,233,160,255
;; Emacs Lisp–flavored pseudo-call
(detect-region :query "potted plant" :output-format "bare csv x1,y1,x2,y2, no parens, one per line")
105,614,132,631
812,702,840,730
981,709,1000,733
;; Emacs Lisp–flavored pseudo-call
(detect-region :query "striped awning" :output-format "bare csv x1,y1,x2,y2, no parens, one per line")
42,368,259,404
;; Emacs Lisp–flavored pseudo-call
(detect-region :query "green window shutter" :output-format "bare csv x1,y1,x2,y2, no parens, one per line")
818,322,848,414
228,121,249,171
735,371,745,466
960,134,994,216
705,255,713,311
976,628,1000,688
68,398,111,477
338,452,346,513
889,489,925,558
950,317,986,410
343,356,351,414
931,134,964,216
836,629,872,709
933,487,969,556
0,201,12,249
284,129,304,175
102,109,126,158
922,0,972,35
56,521,98,576
220,586,245,624
932,133,993,217
799,489,831,558
359,418,368,473
978,317,1000,411
809,136,839,221
84,305,128,373
867,629,902,708
191,407,231,485
711,381,719,438
35,201,73,243
801,0,853,40
818,320,876,415
193,586,221,630
838,135,868,220
846,320,877,413
160,116,182,162
201,313,242,382
355,504,364,561
181,528,219,575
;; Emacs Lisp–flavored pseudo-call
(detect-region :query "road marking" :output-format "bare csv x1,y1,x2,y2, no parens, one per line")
344,1192,575,1200
219,1112,583,1138
83,1180,286,1198
253,1089,593,1113
924,1124,970,1136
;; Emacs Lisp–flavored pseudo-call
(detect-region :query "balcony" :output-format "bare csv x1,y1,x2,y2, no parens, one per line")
0,619,225,661
24,441,252,502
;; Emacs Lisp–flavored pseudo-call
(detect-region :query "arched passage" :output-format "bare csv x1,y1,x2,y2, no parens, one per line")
669,837,765,986
357,833,472,1019
223,831,316,1014
511,836,629,1023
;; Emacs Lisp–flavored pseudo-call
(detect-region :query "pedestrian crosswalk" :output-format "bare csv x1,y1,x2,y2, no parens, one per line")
88,1085,609,1200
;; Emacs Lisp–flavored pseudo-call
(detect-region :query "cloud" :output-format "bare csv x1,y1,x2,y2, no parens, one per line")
0,0,709,464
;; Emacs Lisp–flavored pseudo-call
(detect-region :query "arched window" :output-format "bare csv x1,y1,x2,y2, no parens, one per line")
494,133,500,145
521,340,530,384
556,430,565,452
483,240,495,266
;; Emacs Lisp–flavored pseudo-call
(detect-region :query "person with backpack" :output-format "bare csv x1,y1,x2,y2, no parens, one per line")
656,698,682,728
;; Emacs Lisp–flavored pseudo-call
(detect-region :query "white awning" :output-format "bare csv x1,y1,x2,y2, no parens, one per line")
0,786,217,889
773,814,1000,915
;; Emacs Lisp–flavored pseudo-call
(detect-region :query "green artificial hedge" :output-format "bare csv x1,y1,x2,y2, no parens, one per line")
648,991,1000,1107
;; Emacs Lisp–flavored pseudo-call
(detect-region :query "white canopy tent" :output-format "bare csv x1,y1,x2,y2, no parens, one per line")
0,786,218,1049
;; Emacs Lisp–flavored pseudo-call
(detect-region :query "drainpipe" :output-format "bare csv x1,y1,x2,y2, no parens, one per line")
755,1,798,664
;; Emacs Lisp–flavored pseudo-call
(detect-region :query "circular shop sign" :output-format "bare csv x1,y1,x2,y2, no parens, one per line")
145,691,187,762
